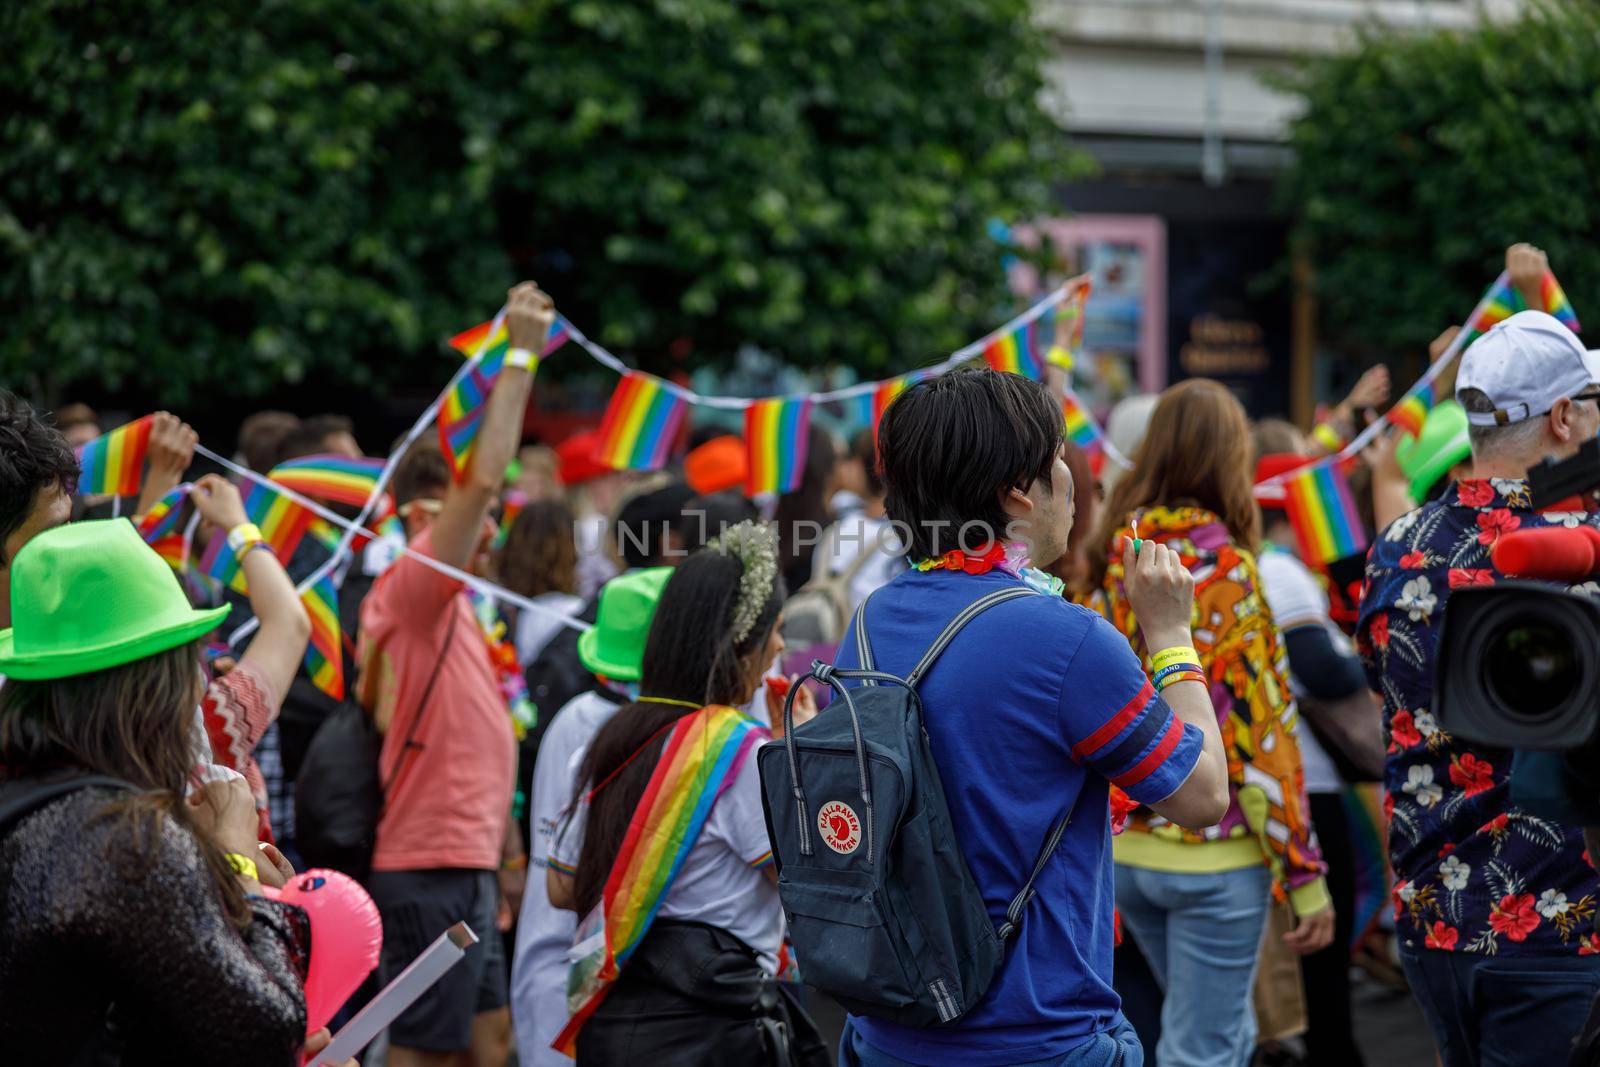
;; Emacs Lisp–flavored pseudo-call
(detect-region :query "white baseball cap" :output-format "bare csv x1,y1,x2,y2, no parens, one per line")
1456,310,1600,426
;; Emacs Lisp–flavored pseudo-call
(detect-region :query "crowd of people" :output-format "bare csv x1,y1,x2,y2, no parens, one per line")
2,243,1599,1067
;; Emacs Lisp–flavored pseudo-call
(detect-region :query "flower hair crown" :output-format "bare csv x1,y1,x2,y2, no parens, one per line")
707,520,779,646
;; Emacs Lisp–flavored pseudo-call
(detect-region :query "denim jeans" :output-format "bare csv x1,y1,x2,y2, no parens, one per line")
1114,863,1271,1067
1399,943,1600,1067
839,1016,1143,1067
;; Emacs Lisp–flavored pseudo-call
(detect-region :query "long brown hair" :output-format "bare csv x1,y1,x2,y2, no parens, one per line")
1088,379,1260,585
0,642,250,927
495,500,578,599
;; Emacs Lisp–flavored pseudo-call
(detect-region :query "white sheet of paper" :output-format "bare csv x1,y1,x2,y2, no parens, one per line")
307,921,477,1066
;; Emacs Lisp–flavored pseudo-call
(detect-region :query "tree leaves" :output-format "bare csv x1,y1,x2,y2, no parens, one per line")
1,0,1078,404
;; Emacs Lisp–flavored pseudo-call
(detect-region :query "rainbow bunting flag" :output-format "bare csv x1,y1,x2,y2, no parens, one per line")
200,482,315,592
870,371,934,437
983,324,1044,381
301,571,344,700
594,372,690,471
270,455,387,508
1461,269,1584,349
554,705,766,1055
74,415,154,497
1061,390,1104,453
494,490,528,550
439,314,572,480
1386,382,1434,439
1284,461,1368,565
137,484,190,571
743,397,812,496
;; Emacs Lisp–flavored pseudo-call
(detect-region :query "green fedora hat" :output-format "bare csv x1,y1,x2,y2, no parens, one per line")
578,566,673,682
0,519,230,680
1397,399,1471,504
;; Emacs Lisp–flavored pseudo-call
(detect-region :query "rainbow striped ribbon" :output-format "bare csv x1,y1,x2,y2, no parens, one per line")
594,372,691,471
554,705,766,1055
300,570,344,700
74,415,154,497
269,454,387,508
743,396,812,495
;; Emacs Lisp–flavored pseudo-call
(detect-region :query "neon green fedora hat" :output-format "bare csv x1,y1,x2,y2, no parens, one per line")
578,566,673,682
0,519,230,680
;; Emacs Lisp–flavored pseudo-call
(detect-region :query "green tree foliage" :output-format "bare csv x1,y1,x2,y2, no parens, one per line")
1,0,1078,405
1273,0,1600,355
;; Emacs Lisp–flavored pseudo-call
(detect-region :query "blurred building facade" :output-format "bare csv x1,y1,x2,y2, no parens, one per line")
1036,0,1524,423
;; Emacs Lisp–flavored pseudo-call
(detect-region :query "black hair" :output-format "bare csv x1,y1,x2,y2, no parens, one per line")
614,480,696,568
672,491,760,553
392,444,452,509
567,546,784,914
877,368,1060,560
852,427,885,498
0,392,79,566
275,414,357,466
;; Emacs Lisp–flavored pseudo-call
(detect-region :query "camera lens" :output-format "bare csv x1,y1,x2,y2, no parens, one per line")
1484,618,1580,719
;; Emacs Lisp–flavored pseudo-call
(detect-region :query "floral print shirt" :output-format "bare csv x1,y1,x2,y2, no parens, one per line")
1358,478,1600,956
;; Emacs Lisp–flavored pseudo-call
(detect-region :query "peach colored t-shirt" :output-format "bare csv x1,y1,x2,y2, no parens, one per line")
360,529,515,872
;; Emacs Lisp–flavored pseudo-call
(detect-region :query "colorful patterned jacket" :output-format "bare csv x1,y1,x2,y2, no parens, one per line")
1087,506,1329,916
1357,478,1600,955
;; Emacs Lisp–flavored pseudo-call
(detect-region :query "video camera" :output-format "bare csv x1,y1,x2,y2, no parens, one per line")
1435,437,1600,824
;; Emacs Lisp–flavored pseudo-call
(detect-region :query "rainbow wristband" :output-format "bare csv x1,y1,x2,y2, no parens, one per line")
1153,662,1206,690
1150,645,1202,674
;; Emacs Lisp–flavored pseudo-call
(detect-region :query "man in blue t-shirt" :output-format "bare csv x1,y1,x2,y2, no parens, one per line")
835,368,1229,1067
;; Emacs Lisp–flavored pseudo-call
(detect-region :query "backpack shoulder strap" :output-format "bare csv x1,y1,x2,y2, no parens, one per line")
0,774,135,835
906,586,1036,688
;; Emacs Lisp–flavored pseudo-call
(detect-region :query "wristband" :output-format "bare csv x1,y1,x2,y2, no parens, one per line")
240,540,277,561
224,852,260,882
1153,662,1206,690
505,346,538,371
501,855,528,872
1046,344,1074,372
226,522,265,554
1150,645,1202,673
1311,422,1345,453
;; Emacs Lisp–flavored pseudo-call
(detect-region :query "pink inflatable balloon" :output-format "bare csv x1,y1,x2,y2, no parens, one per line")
268,868,383,1035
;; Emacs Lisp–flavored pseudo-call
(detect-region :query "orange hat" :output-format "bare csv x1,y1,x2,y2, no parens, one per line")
1254,453,1316,510
685,435,748,495
557,430,611,487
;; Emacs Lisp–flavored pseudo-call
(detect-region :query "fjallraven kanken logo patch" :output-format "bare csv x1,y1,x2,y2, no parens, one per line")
818,800,862,854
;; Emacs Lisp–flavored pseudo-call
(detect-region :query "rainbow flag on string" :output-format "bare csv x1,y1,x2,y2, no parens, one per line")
1461,269,1583,349
494,490,528,550
74,415,154,497
743,397,812,495
200,482,315,592
439,314,572,480
1387,382,1434,439
594,372,690,470
1284,460,1368,565
983,324,1044,380
1061,390,1104,453
871,371,935,436
270,455,387,508
553,704,766,1055
137,484,190,570
301,571,343,700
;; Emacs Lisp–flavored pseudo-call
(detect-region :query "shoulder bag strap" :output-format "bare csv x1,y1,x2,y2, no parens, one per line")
380,606,463,799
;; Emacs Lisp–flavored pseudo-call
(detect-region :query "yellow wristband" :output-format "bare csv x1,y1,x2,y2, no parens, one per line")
505,346,538,371
224,852,260,882
1150,646,1202,673
1311,422,1344,452
227,522,265,553
1046,344,1074,371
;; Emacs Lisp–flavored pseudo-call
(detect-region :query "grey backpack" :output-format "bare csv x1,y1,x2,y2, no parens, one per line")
757,587,1072,1027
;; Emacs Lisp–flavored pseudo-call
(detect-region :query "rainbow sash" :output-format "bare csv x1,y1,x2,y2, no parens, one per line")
553,704,767,1055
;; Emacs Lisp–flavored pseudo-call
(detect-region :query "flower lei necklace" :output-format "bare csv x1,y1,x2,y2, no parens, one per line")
913,541,1065,597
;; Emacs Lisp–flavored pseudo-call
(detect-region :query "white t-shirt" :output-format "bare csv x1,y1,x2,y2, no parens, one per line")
1257,546,1346,795
810,514,906,613
548,730,784,972
513,593,586,667
509,689,625,1067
